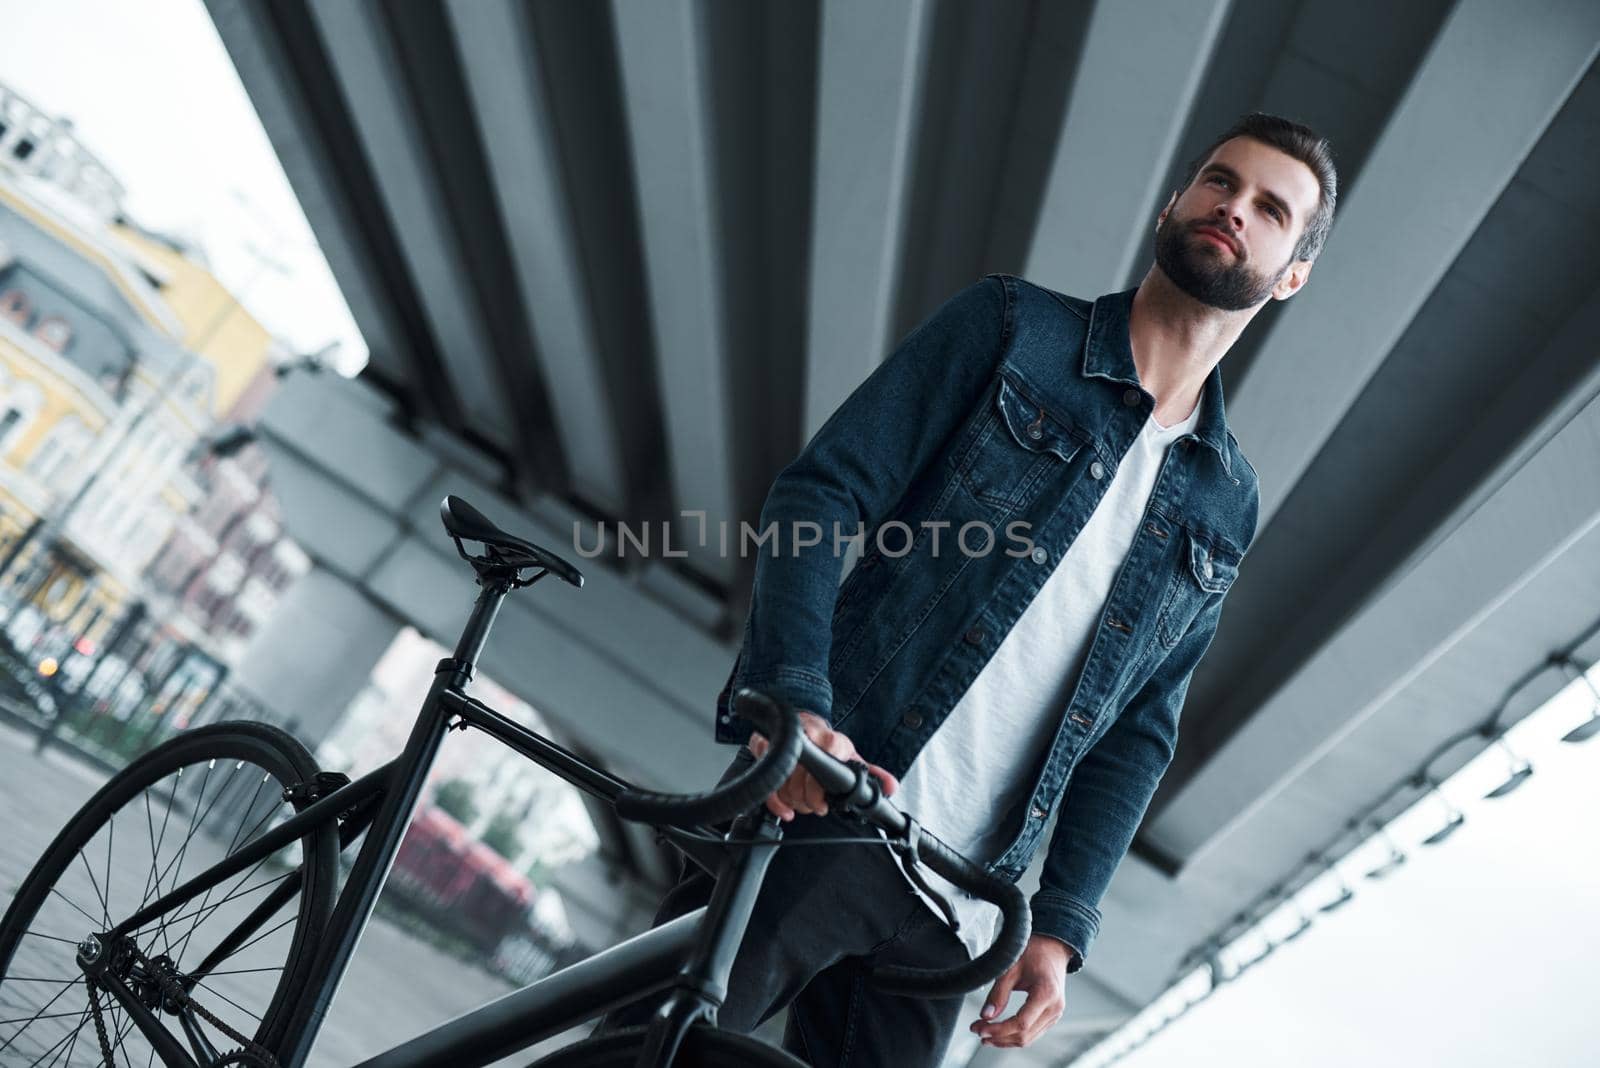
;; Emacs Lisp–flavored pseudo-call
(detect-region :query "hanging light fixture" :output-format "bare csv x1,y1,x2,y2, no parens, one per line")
1311,851,1356,912
1557,656,1600,743
1483,734,1534,798
1364,824,1408,879
1417,776,1466,845
1281,891,1314,943
1204,940,1234,986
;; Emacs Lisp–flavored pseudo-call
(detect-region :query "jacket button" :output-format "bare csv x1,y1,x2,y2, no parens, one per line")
1122,388,1141,407
964,626,985,646
1031,805,1047,820
1030,546,1048,565
1203,558,1215,580
1089,461,1105,480
1027,423,1043,440
902,711,923,729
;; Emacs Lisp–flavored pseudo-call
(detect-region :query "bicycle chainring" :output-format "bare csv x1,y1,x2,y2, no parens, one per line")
209,1050,278,1068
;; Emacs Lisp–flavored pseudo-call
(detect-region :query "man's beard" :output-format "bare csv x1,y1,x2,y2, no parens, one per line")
1154,215,1286,311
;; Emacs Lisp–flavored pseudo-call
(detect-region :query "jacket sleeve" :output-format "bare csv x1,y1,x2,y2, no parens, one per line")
1028,586,1231,973
716,275,1013,741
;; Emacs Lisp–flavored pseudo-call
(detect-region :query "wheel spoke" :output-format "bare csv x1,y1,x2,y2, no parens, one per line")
73,852,109,930
138,775,179,958
24,1006,86,1068
46,886,101,929
19,930,80,946
0,977,82,986
173,774,272,961
0,1007,87,1025
195,965,283,979
103,814,115,936
160,868,294,939
145,759,221,958
191,978,262,1022
228,913,298,958
52,1007,87,1068
168,783,283,965
0,975,82,1055
2,1034,55,1065
5,741,324,1068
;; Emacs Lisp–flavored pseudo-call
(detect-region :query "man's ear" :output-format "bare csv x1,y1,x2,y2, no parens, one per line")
1156,190,1177,230
1272,259,1313,301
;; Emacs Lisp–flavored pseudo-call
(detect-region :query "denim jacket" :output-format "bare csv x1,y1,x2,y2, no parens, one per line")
714,274,1259,972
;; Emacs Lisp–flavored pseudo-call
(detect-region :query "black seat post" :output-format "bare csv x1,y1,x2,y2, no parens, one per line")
446,568,518,687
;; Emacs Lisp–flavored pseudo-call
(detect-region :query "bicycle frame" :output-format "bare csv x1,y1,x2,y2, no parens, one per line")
99,567,785,1068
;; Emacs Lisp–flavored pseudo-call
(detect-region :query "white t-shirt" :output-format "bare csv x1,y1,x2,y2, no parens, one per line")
890,395,1203,962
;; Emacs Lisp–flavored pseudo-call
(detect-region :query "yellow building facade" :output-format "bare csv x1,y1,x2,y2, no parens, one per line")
0,168,274,652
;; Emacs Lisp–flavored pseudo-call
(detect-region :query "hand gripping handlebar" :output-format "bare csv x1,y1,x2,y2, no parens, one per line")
613,688,1031,997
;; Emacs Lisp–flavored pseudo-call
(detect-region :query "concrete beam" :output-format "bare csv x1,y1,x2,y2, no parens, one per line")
1147,286,1600,864
203,0,455,421
1023,0,1231,296
609,0,736,581
232,566,403,748
254,371,736,790
306,0,518,443
802,0,934,439
1228,0,1600,528
442,0,629,515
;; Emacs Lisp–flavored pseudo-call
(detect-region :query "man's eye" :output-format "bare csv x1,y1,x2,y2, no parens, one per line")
1263,204,1282,221
1207,175,1229,188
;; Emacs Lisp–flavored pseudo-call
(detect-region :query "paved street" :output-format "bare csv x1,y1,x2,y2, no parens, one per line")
0,719,592,1067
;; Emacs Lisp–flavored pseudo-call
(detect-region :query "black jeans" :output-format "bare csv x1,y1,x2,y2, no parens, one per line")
600,750,971,1067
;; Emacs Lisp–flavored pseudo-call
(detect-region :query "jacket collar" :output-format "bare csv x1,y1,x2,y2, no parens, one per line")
1082,286,1234,476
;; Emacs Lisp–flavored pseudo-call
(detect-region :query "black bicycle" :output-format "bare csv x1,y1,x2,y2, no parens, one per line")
0,496,1028,1067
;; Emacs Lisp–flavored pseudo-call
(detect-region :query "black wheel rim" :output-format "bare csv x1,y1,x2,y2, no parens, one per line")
0,749,320,1066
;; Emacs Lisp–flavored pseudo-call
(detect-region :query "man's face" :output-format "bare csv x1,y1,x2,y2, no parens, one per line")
1154,137,1321,311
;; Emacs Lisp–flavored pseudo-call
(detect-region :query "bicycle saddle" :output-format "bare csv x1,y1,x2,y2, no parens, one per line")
439,495,585,588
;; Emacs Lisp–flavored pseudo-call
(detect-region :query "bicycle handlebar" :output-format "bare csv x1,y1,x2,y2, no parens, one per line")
614,688,1031,998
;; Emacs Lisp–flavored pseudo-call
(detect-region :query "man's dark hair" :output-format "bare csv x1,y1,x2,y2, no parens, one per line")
1178,112,1338,264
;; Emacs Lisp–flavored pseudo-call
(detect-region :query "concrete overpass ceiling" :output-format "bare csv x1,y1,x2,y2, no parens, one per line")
205,0,1600,1060
1149,2,1600,856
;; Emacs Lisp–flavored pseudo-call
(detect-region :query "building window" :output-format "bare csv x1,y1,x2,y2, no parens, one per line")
0,381,44,455
0,408,23,446
0,288,30,327
28,415,89,486
32,316,72,353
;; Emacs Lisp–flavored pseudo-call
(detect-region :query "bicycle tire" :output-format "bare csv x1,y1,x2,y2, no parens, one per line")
0,720,340,1064
526,1024,806,1067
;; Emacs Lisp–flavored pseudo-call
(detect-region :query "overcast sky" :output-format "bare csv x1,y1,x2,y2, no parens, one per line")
1112,680,1596,1068
0,0,367,375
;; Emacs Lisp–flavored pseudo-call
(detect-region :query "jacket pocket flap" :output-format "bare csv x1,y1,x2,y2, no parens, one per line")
1186,527,1240,593
997,374,1082,463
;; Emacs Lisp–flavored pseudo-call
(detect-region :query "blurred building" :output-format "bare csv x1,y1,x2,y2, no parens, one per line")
0,80,306,727
0,173,212,659
0,83,125,223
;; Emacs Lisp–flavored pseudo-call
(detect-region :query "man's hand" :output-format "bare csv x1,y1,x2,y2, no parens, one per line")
970,934,1074,1048
748,711,899,820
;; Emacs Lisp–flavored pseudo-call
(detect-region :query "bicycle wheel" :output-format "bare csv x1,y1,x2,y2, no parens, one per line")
526,1024,806,1067
0,721,339,1065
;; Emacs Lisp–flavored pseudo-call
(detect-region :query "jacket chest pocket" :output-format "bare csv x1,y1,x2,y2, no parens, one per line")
1155,527,1240,647
956,375,1082,515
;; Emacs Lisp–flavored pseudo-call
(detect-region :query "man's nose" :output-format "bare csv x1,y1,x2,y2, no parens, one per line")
1213,203,1243,232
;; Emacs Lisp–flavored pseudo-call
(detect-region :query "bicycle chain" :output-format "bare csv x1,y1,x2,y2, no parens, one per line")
87,979,116,1067
164,974,281,1068
84,947,281,1068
